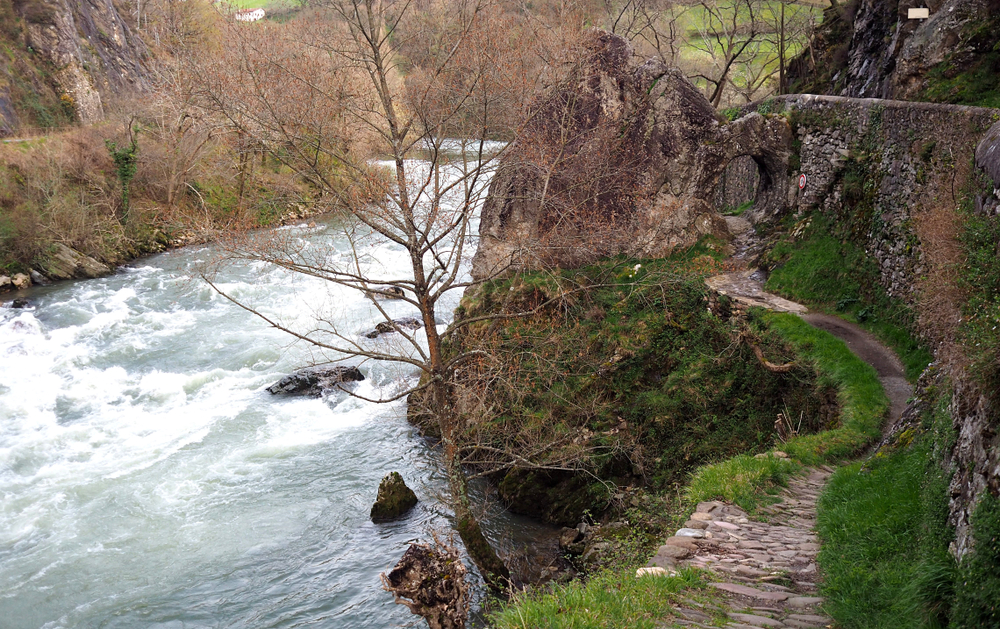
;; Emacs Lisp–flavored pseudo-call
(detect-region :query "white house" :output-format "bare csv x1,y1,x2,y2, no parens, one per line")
234,8,265,22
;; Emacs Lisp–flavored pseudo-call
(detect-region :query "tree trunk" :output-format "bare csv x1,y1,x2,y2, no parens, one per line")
432,380,511,591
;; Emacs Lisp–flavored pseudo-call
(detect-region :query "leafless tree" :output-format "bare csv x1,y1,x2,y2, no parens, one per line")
687,0,767,107
190,0,616,598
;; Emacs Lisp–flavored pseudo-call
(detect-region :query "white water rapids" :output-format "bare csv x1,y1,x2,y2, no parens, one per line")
0,155,554,628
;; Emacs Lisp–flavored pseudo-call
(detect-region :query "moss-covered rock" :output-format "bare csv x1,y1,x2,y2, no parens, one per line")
370,472,418,522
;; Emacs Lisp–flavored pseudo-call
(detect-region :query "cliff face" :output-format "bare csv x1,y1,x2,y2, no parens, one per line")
789,0,1000,106
0,0,148,133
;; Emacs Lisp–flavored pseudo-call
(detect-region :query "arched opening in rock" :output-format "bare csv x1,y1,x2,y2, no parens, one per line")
713,155,765,217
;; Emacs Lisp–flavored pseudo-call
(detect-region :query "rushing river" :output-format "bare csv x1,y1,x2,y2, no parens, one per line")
0,157,555,628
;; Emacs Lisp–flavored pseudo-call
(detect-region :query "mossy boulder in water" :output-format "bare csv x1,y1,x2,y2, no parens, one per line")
370,472,418,522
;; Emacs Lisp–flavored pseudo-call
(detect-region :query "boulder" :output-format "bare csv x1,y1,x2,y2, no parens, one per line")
0,276,10,291
40,243,111,280
471,29,789,280
266,365,364,396
370,472,419,521
365,286,405,300
365,317,423,339
11,299,30,309
558,526,581,549
11,273,31,290
29,270,51,286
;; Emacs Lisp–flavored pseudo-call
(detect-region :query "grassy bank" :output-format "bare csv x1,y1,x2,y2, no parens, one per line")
765,213,932,381
445,247,833,526
685,310,888,511
491,567,709,629
488,296,886,625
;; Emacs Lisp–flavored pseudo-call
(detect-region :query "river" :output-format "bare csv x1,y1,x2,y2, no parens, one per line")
0,156,556,628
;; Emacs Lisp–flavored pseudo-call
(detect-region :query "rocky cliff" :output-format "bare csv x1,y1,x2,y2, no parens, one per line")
0,0,148,134
471,30,790,279
788,0,1000,106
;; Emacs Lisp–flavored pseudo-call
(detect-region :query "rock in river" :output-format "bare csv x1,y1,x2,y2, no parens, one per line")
370,472,418,522
364,317,423,339
266,365,364,396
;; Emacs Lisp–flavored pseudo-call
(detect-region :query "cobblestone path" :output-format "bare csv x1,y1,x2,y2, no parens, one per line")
645,465,836,628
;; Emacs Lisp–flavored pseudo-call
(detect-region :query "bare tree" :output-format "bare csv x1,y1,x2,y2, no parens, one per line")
687,0,767,107
191,0,606,594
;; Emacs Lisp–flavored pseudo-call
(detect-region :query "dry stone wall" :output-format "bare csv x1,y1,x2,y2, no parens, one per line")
756,94,1000,304
761,94,1000,560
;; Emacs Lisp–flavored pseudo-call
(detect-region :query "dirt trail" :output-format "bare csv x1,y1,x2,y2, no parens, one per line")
706,270,912,422
642,270,915,628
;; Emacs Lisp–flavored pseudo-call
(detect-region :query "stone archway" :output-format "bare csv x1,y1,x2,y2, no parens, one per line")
715,155,761,216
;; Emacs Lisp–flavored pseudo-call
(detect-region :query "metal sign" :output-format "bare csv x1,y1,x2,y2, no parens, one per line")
908,8,930,19
799,174,807,190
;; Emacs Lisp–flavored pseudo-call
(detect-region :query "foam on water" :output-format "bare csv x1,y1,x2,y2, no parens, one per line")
0,161,529,628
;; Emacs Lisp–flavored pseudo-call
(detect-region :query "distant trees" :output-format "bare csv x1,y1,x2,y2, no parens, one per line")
594,0,821,106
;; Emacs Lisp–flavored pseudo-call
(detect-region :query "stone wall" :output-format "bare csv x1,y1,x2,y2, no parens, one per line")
756,93,1000,560
761,94,998,303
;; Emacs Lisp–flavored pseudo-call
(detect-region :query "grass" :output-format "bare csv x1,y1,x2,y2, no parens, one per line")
765,213,932,381
816,445,935,629
683,310,888,512
763,312,888,463
489,566,709,629
686,453,800,512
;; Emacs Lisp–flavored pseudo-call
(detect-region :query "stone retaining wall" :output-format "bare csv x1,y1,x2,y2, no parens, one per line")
745,94,1000,560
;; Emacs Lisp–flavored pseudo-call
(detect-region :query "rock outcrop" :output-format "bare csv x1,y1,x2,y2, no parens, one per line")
370,471,419,521
788,0,1000,103
2,0,148,131
364,317,422,339
265,365,364,396
471,30,789,279
40,243,111,280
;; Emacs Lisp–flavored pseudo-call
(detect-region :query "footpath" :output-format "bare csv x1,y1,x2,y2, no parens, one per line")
639,270,913,629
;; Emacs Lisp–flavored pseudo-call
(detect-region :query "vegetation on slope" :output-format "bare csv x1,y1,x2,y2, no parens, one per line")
490,566,710,629
687,310,889,512
765,212,932,381
443,244,834,526
817,394,955,629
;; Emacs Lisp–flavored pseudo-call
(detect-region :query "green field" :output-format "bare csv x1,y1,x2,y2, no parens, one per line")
666,0,825,103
